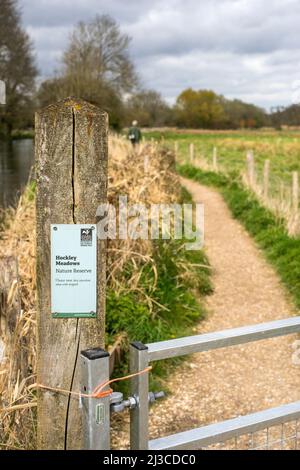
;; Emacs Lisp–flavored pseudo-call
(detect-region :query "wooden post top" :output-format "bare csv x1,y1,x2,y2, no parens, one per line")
37,96,108,116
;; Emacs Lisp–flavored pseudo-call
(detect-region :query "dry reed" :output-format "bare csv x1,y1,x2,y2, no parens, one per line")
0,135,182,449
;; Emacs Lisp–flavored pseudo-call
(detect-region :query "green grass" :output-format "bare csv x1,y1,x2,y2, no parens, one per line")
107,188,213,393
107,236,213,392
178,163,300,312
23,180,36,201
144,129,300,199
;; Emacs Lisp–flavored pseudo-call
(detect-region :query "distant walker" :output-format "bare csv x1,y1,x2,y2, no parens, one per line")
128,120,141,147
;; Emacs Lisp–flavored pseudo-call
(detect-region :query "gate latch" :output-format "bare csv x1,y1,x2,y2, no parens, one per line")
110,391,165,413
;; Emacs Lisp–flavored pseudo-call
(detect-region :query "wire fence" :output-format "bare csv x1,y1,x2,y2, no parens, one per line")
173,140,300,236
203,420,300,450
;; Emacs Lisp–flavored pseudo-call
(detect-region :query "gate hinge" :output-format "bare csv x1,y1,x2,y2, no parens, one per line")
110,391,165,413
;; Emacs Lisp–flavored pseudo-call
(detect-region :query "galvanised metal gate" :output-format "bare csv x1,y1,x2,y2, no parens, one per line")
81,316,300,450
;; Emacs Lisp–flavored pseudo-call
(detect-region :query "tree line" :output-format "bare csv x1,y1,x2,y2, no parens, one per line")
0,0,299,137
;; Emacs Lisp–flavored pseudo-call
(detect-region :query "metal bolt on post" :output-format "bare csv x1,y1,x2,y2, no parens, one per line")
130,341,150,450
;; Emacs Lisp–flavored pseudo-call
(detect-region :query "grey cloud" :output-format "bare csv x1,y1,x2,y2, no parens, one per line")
19,0,300,109
126,0,300,58
21,0,159,27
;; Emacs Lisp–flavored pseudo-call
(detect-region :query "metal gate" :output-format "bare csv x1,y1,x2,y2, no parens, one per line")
81,316,300,450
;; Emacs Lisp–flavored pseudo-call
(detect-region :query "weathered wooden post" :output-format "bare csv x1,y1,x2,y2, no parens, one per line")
292,171,299,214
263,159,270,200
212,147,218,171
35,98,108,449
246,150,255,188
189,143,194,163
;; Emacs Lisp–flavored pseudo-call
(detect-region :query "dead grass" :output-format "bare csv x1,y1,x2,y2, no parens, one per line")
0,190,36,449
107,136,179,300
0,135,182,449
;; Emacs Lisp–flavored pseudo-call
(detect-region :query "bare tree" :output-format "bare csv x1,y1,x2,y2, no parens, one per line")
38,14,137,129
63,15,137,94
126,90,172,127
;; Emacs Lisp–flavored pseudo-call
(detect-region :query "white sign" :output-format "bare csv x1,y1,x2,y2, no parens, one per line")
0,80,5,105
51,224,97,318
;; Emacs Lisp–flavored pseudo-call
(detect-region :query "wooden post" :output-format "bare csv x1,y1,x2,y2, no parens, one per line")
212,147,218,171
246,150,255,188
292,171,299,214
263,159,270,200
279,181,285,204
35,98,108,449
189,143,194,163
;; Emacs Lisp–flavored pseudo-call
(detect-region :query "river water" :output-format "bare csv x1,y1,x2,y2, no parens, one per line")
0,139,34,208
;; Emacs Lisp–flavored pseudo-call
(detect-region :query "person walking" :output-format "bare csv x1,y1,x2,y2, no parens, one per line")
128,120,142,147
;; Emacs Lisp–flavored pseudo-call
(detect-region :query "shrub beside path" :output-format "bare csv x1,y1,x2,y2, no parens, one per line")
112,177,300,449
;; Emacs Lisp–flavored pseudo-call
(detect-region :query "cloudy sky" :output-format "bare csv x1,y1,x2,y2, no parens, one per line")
19,0,300,110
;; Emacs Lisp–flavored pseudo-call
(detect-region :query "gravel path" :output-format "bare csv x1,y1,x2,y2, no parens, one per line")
112,178,300,449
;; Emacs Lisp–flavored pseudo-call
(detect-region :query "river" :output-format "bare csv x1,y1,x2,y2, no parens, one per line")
0,139,34,208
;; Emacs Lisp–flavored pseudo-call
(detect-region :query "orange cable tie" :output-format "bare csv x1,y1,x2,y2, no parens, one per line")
31,366,152,400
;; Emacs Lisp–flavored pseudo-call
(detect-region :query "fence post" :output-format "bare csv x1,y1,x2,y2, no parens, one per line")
279,181,285,205
189,143,194,163
35,98,108,449
263,159,270,200
80,348,110,450
0,80,6,105
130,342,149,450
246,150,255,188
213,147,218,171
174,141,179,160
292,171,299,214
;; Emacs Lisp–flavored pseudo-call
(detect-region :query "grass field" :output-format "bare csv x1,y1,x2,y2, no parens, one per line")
145,130,300,199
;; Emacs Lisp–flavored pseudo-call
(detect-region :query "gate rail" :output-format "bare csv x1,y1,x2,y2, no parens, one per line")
149,400,300,450
130,316,300,450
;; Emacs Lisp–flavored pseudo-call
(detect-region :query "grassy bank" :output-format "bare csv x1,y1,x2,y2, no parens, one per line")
106,181,212,392
107,235,212,391
145,130,300,201
179,163,300,310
